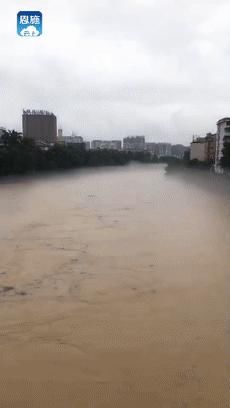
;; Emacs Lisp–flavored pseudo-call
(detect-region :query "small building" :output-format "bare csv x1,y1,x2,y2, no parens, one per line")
91,140,122,150
0,127,6,137
0,127,6,146
58,135,84,145
190,134,216,163
190,137,206,161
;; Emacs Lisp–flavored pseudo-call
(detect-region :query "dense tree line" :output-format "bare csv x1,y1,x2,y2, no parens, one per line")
0,130,160,176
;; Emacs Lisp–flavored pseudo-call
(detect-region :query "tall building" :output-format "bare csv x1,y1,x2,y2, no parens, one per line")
123,136,145,152
91,140,122,150
0,127,6,138
22,109,57,145
85,141,91,151
171,144,188,159
215,118,230,172
157,143,172,157
58,128,63,139
145,142,157,156
205,133,216,163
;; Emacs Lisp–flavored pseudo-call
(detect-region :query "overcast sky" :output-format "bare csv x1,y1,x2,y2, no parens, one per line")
1,0,230,143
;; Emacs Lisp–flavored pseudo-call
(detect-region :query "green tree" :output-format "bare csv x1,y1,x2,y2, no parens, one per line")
2,130,22,146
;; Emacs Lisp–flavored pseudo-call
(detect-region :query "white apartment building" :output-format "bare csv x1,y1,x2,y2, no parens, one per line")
215,117,230,173
91,140,122,150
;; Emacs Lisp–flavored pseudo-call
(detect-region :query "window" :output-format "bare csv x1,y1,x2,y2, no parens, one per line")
224,135,230,142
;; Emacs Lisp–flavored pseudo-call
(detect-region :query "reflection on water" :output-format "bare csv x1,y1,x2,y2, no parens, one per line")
0,164,229,407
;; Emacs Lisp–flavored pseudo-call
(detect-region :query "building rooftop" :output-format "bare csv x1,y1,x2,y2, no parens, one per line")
23,109,55,116
191,137,206,143
216,117,230,125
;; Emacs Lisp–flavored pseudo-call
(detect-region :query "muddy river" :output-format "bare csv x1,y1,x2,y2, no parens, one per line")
0,164,229,407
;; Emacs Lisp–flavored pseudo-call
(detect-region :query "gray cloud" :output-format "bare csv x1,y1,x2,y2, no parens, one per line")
1,0,230,143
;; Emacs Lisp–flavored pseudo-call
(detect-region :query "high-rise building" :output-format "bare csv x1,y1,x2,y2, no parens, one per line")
58,128,63,139
215,118,230,172
145,142,157,156
123,136,145,152
157,143,172,157
171,144,188,159
205,133,216,163
22,109,57,145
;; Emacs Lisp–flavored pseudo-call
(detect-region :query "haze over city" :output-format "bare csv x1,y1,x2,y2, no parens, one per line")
1,0,230,143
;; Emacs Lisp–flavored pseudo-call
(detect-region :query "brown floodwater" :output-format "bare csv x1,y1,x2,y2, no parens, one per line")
0,163,229,407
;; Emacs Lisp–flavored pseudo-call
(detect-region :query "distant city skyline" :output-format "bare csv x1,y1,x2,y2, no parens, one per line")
1,0,230,144
0,108,215,145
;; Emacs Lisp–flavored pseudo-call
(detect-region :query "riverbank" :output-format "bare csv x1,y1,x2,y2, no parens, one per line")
165,163,230,197
0,133,159,177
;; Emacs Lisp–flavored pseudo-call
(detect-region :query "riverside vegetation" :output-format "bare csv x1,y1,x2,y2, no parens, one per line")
1,130,230,176
0,130,161,176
